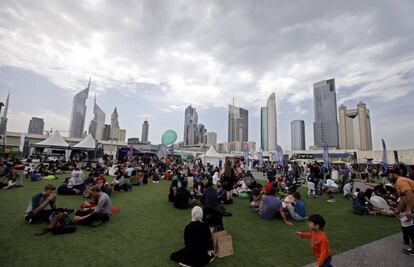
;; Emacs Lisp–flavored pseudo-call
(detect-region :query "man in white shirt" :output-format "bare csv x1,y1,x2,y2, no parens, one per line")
323,175,339,203
343,181,354,199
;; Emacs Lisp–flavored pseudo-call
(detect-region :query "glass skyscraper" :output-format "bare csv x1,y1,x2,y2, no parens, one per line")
228,104,248,142
260,93,277,151
69,79,90,138
313,79,339,148
291,120,306,150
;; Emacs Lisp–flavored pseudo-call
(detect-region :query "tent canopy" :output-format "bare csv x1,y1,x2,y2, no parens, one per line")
204,146,223,158
72,133,96,150
33,131,69,149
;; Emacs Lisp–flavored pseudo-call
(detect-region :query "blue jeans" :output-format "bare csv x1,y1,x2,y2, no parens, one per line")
321,255,332,267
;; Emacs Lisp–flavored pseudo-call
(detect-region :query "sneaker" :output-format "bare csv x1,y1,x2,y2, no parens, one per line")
402,248,414,255
327,199,336,203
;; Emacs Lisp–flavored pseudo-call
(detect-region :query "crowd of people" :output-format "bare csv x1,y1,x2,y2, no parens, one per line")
1,152,414,265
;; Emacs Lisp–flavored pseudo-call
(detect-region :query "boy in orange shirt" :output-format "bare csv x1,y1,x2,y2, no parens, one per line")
296,214,332,267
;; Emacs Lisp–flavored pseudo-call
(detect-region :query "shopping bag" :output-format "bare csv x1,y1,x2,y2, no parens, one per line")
213,230,233,258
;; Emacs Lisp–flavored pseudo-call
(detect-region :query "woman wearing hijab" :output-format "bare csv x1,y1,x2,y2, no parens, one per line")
170,206,215,267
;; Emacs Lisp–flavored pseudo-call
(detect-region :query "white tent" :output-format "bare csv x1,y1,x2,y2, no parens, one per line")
33,131,69,148
72,133,96,150
200,146,225,167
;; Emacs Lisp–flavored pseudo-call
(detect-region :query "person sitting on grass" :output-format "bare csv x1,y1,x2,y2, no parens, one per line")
296,214,332,267
169,179,179,203
193,178,205,199
250,184,264,210
170,206,215,267
74,185,112,226
0,168,23,189
323,175,339,203
25,184,57,224
283,191,307,221
257,188,292,225
174,180,196,209
342,180,354,199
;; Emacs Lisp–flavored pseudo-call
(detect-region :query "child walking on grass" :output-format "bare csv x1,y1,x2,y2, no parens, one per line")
296,214,332,267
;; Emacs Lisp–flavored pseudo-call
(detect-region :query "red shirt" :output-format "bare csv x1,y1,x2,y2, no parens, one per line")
265,181,273,194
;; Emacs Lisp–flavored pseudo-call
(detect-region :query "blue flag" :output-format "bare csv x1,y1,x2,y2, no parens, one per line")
275,145,284,165
322,142,329,170
381,138,388,171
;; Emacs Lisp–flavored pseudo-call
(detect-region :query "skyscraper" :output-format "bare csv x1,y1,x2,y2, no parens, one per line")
109,107,121,140
88,94,106,139
339,102,372,151
184,105,199,145
260,107,268,150
260,92,277,151
207,132,217,147
111,107,120,129
0,92,10,136
69,79,90,138
197,123,207,144
141,120,149,143
313,79,339,148
291,120,306,150
28,117,45,135
228,104,248,142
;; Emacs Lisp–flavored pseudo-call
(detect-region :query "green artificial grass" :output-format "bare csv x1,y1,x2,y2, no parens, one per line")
0,173,400,267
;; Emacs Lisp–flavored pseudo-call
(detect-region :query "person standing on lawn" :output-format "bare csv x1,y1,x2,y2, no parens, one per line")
296,214,332,267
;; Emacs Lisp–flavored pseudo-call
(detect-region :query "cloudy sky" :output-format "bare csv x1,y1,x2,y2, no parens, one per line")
0,0,413,150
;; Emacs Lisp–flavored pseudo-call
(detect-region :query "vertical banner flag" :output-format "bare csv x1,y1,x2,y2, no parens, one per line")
258,149,263,165
322,142,329,171
381,138,388,171
161,145,167,158
275,145,284,165
169,145,174,156
243,143,249,164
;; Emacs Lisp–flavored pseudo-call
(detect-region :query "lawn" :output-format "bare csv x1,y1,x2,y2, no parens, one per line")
0,173,400,267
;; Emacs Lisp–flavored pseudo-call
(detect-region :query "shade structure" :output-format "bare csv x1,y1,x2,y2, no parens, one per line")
200,146,225,167
72,133,97,150
33,131,69,149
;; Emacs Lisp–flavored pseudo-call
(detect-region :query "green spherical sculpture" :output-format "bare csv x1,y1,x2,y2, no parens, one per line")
161,130,177,145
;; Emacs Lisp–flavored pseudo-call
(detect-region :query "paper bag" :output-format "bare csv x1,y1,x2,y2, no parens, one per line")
213,230,233,258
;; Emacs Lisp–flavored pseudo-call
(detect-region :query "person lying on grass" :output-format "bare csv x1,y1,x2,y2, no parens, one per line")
25,184,57,224
296,214,332,267
73,185,112,227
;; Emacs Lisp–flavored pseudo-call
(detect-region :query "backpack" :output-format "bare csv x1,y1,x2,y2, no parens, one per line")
36,212,76,236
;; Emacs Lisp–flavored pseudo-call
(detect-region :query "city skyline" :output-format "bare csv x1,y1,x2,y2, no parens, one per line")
1,1,414,150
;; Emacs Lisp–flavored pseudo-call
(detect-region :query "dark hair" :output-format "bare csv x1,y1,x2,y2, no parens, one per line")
171,180,178,186
257,184,263,189
44,184,56,191
308,214,326,230
355,188,361,192
181,181,188,188
269,188,276,196
206,181,213,187
398,163,408,177
293,192,301,199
